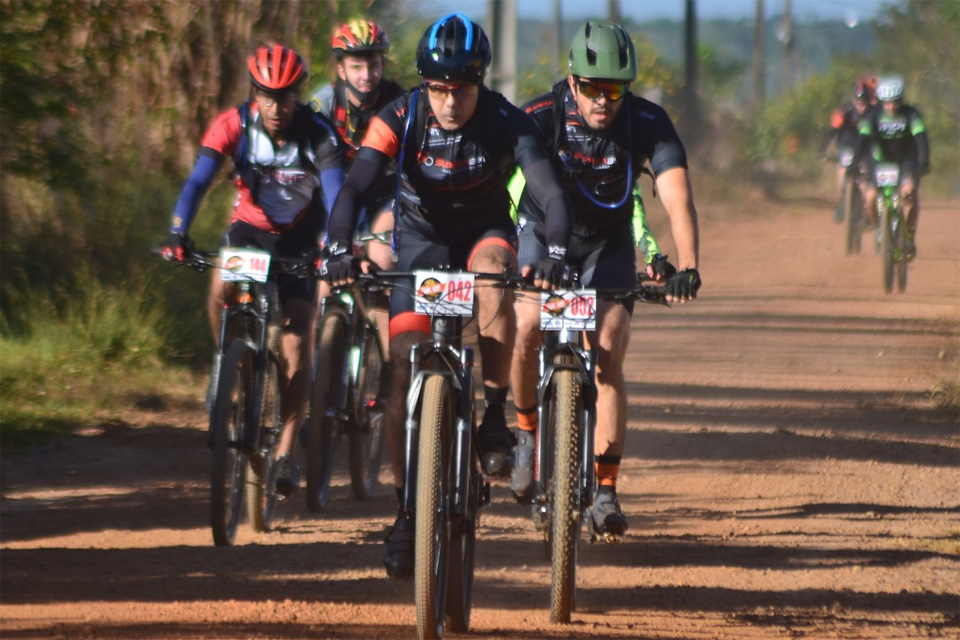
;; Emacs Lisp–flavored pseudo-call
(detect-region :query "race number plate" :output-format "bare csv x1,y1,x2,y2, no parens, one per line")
540,289,597,331
839,149,855,168
220,248,271,283
875,163,900,187
414,270,475,317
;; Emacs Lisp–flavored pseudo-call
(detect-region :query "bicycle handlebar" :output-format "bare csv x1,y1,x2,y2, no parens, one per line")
152,247,314,277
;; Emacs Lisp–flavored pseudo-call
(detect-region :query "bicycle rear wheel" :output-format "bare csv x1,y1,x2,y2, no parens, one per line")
549,370,582,624
306,313,347,512
246,349,281,532
349,322,385,500
880,202,894,293
415,375,453,640
210,339,253,547
445,408,479,633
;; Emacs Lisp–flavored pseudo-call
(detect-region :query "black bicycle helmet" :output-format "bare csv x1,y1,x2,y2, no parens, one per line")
415,13,491,84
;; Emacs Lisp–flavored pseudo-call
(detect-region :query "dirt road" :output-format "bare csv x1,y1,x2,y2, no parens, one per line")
2,194,958,639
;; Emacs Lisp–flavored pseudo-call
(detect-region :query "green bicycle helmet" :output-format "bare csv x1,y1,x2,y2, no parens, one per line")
568,21,637,82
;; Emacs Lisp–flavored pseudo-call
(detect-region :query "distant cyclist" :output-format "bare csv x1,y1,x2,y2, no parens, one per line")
820,79,874,223
310,19,404,404
851,75,929,259
321,13,574,579
161,44,346,498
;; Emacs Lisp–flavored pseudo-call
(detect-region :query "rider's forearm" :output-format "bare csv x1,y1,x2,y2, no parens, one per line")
320,168,345,221
171,151,222,234
327,152,386,245
523,158,571,252
915,132,930,172
656,167,699,271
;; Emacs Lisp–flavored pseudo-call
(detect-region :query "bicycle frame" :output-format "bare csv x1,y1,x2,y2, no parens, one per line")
214,279,281,456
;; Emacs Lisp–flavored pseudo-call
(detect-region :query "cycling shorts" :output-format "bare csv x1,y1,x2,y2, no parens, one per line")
223,218,319,305
863,160,920,189
518,217,637,314
388,222,517,338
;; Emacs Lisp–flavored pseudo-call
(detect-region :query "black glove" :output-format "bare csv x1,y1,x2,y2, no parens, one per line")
160,232,192,262
528,248,575,289
319,241,360,284
649,253,677,282
665,268,701,300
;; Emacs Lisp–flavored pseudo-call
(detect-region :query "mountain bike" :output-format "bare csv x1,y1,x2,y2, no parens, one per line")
305,233,389,512
370,269,500,640
520,278,669,623
875,162,909,293
838,150,865,255
160,247,312,546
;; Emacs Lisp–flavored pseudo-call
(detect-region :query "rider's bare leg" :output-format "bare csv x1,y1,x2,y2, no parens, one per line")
385,330,427,493
276,297,316,459
368,211,395,365
585,301,632,477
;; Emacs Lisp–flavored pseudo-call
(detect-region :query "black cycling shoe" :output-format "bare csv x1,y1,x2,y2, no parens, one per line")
383,511,415,579
589,487,628,542
478,407,515,476
274,455,300,498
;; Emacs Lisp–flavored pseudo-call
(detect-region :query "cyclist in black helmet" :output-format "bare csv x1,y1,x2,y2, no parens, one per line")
321,13,574,579
509,21,701,541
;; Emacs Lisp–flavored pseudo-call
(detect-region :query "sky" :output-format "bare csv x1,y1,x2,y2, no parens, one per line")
426,0,892,25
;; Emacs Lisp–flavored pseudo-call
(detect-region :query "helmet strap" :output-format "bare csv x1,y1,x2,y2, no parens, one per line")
344,77,380,109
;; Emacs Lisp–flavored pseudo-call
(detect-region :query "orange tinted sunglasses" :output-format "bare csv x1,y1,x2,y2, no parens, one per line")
576,78,629,102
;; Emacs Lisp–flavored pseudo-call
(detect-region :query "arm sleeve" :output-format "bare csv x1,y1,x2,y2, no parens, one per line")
320,168,345,223
632,187,661,261
522,158,571,251
326,150,389,245
171,150,223,234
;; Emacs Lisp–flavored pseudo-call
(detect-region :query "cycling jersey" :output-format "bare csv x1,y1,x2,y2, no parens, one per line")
853,104,929,171
172,103,345,235
327,86,572,250
828,104,865,149
311,79,404,220
517,80,687,235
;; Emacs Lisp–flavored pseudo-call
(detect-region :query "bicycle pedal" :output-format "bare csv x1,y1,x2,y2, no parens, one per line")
589,530,623,544
531,504,549,532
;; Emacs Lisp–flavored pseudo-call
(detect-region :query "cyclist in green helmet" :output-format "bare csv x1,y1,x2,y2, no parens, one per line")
509,21,702,540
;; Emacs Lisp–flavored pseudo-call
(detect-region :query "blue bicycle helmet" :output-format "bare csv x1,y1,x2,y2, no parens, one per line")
415,13,491,83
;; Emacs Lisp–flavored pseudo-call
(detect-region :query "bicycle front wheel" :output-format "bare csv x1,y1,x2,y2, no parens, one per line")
210,339,253,547
306,313,347,512
349,323,385,500
415,375,453,640
895,212,908,292
880,202,894,293
246,349,281,532
549,369,582,624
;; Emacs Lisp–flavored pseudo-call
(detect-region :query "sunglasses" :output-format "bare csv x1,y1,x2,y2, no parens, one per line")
423,82,477,100
576,78,629,102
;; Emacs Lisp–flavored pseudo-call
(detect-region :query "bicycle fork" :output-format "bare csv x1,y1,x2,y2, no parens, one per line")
402,343,488,521
532,331,599,528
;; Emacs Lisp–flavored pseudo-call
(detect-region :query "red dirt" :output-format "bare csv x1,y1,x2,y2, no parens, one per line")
2,194,958,639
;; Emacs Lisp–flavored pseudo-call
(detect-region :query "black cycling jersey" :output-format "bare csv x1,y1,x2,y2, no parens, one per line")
328,86,571,249
517,80,688,234
852,103,929,171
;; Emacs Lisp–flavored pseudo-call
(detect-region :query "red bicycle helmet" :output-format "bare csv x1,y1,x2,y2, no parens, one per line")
247,44,308,93
331,20,390,57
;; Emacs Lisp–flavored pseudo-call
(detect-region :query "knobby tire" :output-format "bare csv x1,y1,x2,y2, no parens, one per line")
880,201,895,294
895,210,908,292
550,370,582,624
306,314,347,512
210,339,253,547
349,320,385,500
415,375,453,640
245,349,281,532
844,177,862,255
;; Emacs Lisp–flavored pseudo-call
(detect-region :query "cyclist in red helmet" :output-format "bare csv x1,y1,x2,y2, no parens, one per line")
310,20,404,405
820,79,876,223
161,44,347,497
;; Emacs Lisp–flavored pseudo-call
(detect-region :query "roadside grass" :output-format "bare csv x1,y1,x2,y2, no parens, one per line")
930,361,960,412
0,282,203,454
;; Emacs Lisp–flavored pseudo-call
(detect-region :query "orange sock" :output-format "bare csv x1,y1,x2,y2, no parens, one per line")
595,454,621,489
516,406,538,433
